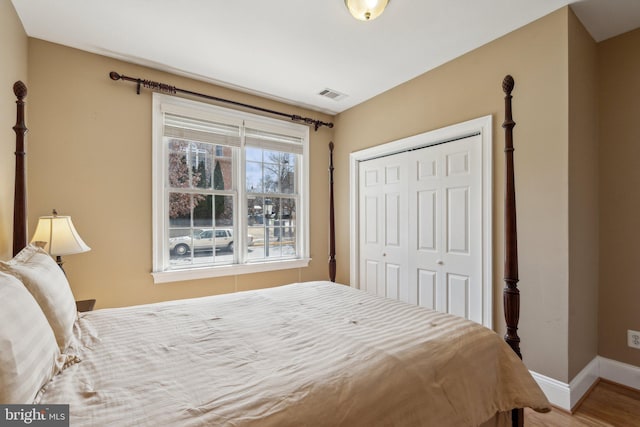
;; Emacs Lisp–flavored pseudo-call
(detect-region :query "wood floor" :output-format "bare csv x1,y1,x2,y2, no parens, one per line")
525,380,640,426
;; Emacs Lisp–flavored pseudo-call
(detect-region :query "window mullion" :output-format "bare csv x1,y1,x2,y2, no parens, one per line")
237,126,247,265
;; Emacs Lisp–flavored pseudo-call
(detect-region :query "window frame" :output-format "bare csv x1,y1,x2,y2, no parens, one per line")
151,93,310,284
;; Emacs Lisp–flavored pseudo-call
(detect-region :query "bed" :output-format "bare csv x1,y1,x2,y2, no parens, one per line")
1,77,550,426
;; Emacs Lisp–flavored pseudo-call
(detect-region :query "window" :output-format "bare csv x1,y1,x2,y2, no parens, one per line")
152,94,310,283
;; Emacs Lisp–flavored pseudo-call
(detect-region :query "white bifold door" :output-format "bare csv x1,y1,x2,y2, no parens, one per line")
358,134,483,323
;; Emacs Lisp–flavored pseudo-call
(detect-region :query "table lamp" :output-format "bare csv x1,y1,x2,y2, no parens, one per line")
31,209,91,272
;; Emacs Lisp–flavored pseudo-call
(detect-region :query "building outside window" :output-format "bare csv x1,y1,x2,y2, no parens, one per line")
151,94,310,283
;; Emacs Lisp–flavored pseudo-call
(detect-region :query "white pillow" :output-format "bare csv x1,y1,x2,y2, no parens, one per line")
0,271,65,403
0,244,78,352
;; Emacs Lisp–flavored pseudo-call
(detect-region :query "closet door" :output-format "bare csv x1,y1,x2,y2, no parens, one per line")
358,153,410,301
359,134,483,323
408,135,482,322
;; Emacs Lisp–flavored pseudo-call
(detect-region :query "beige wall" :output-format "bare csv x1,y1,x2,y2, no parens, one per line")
26,39,334,308
0,0,28,259
334,9,571,381
598,27,640,368
567,10,600,379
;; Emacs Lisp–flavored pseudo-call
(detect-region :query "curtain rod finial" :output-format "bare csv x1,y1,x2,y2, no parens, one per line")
109,71,121,81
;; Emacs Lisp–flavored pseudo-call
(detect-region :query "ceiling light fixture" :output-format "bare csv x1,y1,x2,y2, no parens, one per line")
345,0,390,21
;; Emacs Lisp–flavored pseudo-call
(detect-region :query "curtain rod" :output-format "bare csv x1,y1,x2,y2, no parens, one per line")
109,71,334,131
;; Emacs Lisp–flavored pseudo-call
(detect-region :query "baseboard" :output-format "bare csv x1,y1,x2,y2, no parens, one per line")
529,371,572,411
568,357,600,409
530,356,640,411
598,356,640,391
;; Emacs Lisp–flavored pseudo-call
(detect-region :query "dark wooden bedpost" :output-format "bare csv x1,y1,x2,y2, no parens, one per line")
503,75,524,427
502,75,521,359
12,81,28,256
328,141,336,282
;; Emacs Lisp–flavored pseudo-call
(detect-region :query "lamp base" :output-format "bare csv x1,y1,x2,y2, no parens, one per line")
56,255,66,275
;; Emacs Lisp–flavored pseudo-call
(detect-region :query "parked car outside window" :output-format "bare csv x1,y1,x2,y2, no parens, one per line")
169,229,253,256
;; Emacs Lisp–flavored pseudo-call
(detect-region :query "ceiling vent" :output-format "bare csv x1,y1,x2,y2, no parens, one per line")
318,88,347,101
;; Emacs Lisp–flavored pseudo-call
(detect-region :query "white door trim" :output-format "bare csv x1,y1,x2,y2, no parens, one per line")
349,115,493,327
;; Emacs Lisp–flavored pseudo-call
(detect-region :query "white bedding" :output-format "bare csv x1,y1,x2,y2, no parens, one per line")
37,281,549,426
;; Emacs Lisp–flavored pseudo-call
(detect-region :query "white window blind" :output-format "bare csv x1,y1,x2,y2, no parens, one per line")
164,114,241,147
244,128,304,155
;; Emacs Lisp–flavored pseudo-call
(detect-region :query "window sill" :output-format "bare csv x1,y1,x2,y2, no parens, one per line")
151,258,311,284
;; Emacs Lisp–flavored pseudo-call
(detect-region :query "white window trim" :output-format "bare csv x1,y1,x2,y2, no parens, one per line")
151,93,311,284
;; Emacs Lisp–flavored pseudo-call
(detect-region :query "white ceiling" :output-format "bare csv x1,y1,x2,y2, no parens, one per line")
11,0,640,115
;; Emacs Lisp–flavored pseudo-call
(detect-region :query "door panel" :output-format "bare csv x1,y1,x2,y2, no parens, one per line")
386,263,401,300
417,269,437,310
365,196,378,244
385,192,401,247
438,136,482,323
385,164,402,184
364,259,379,295
447,273,469,318
417,190,437,251
359,155,409,302
446,150,470,176
365,169,379,186
418,158,437,179
446,186,469,254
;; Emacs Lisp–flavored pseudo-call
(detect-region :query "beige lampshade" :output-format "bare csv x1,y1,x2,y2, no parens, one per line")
345,0,390,21
31,213,91,256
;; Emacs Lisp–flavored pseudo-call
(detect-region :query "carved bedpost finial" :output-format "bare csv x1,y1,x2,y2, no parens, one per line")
13,81,27,100
502,75,514,96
